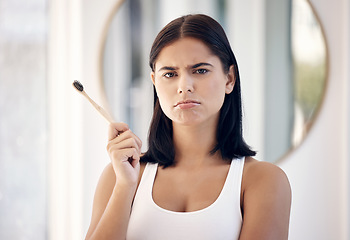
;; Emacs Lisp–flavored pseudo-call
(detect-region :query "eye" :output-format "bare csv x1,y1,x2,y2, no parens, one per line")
194,69,209,74
163,72,177,78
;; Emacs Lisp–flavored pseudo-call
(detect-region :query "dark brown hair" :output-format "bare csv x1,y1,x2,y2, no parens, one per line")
141,14,255,167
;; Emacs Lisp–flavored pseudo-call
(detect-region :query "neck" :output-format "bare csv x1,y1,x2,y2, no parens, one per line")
172,121,220,167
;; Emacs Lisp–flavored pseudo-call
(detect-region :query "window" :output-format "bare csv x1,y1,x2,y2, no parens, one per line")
0,0,48,238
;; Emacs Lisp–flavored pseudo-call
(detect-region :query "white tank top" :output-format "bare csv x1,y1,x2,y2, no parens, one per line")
126,157,245,240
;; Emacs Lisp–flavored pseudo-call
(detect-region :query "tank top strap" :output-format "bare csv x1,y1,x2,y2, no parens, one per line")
228,156,245,197
136,162,158,200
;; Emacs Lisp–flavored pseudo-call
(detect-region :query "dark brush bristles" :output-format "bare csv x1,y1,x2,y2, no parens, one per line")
73,80,84,92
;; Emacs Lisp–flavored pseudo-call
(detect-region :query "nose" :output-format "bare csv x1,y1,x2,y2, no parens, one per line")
177,74,194,94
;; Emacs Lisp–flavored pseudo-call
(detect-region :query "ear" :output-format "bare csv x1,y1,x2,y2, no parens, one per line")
151,71,155,85
225,65,235,94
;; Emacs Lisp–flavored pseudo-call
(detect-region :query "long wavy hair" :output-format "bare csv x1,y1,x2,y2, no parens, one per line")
141,14,256,168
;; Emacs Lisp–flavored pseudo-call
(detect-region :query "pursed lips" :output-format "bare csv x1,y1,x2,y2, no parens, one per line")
174,100,200,109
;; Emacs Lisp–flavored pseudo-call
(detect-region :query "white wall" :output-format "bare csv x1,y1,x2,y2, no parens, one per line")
278,0,350,239
48,0,84,239
48,0,118,239
48,0,350,239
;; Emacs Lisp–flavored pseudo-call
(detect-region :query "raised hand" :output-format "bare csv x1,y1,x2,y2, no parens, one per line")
106,122,142,188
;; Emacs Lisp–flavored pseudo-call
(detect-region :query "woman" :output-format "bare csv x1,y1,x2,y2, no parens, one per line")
85,14,291,240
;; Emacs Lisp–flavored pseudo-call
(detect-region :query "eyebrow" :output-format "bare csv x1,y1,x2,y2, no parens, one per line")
191,62,213,69
158,66,178,72
157,62,214,72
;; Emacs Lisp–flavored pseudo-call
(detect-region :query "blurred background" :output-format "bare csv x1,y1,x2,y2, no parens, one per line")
0,0,349,239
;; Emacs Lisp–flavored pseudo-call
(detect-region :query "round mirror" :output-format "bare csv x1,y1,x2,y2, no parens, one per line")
101,0,327,163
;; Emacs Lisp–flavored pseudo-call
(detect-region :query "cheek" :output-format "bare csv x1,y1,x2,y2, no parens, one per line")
205,79,226,99
155,84,166,101
205,80,227,108
155,84,172,112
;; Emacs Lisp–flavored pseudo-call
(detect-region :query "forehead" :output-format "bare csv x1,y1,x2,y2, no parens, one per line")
154,37,219,70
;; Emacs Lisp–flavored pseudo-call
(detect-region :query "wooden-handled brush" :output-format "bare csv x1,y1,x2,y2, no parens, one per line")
72,80,114,123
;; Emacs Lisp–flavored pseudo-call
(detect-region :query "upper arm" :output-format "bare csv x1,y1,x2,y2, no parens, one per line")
85,163,116,239
85,162,147,239
239,160,292,240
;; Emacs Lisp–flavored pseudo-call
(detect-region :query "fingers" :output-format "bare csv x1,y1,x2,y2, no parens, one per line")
108,147,140,164
108,122,129,141
107,134,142,156
107,122,142,162
113,137,142,153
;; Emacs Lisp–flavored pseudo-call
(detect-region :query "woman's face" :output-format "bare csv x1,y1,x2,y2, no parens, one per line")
151,37,235,127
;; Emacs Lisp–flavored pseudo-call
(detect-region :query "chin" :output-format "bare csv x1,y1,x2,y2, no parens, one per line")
166,110,219,127
174,116,218,128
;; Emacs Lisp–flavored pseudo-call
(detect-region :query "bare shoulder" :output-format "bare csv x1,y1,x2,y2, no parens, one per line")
243,156,291,191
87,161,147,231
92,161,147,207
239,156,292,239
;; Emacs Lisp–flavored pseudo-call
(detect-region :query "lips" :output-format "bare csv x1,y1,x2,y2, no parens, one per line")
174,100,200,109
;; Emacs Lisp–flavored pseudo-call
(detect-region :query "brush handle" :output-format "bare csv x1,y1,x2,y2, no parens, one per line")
81,91,115,124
